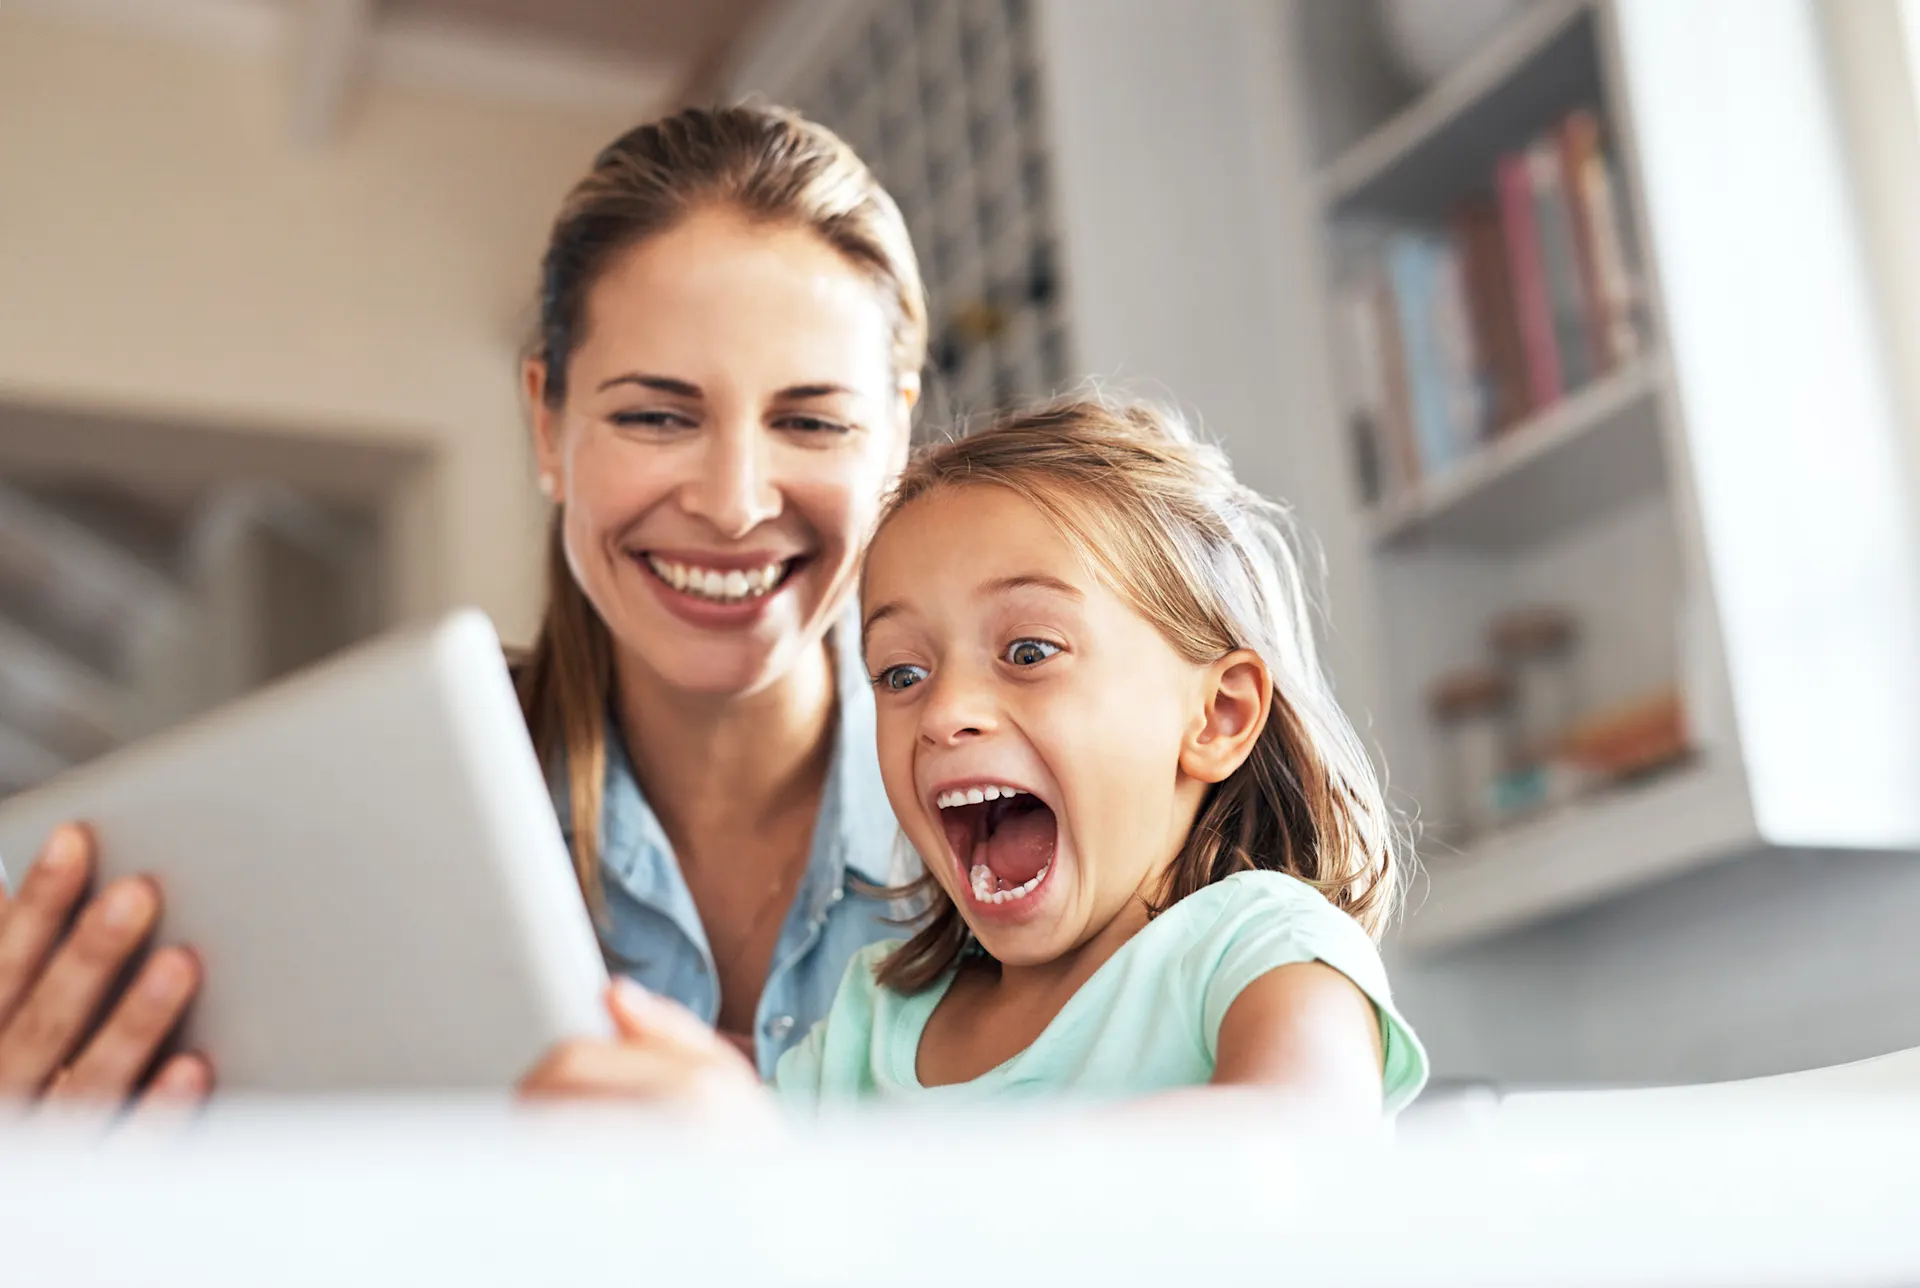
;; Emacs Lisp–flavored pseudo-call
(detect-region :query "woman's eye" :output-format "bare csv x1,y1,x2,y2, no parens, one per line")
1005,639,1061,667
777,415,850,435
874,664,929,692
610,409,693,430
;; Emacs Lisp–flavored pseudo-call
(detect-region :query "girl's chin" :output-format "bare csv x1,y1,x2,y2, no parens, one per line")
966,928,1083,971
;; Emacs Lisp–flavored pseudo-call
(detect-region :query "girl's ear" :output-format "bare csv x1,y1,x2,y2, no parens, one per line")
1180,650,1272,785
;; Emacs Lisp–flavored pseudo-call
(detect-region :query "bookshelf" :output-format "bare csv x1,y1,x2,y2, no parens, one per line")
728,0,1920,954
1368,353,1665,549
1287,0,1920,952
1319,0,1600,214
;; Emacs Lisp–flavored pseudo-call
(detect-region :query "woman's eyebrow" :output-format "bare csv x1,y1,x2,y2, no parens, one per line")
774,382,857,400
596,373,703,397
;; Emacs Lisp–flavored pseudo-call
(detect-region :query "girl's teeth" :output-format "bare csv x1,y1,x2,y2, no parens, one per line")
646,556,787,604
967,861,1049,905
937,785,1026,809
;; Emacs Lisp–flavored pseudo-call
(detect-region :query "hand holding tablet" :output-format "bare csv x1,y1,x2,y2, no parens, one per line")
0,611,609,1095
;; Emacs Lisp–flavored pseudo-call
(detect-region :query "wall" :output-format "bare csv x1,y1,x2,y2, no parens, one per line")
1397,846,1920,1085
1823,0,1920,540
0,12,645,643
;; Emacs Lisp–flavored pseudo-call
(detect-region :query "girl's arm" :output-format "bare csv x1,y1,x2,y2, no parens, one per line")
1136,962,1387,1132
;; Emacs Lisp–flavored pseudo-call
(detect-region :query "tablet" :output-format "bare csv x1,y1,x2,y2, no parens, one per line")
0,609,611,1092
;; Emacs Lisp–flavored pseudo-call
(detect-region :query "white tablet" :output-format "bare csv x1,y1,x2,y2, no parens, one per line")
0,609,610,1092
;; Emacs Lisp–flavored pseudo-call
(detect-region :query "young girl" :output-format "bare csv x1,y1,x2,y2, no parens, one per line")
521,398,1427,1120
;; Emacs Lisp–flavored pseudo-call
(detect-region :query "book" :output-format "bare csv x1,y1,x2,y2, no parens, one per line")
1497,150,1561,410
1527,136,1594,393
1387,235,1456,477
1368,267,1423,492
1333,280,1390,503
1451,200,1530,435
1563,109,1641,368
1432,238,1486,456
1558,109,1615,375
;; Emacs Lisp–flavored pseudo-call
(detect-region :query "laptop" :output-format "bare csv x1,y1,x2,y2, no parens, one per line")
0,609,610,1092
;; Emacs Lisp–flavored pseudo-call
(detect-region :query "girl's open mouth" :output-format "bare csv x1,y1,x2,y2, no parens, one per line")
935,785,1058,906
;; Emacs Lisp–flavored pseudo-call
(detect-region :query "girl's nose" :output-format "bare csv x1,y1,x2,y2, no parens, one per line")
918,669,999,747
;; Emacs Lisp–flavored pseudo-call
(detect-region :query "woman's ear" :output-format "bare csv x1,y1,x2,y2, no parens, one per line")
889,373,922,474
1180,650,1272,785
524,356,565,503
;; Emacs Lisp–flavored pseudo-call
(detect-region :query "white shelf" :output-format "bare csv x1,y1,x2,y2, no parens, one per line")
1368,355,1668,549
1396,758,1755,955
1319,0,1600,219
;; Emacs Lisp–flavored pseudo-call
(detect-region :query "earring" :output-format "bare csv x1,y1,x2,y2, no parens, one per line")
537,472,558,499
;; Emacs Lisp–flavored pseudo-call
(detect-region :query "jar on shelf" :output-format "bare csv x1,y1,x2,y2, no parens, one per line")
1490,607,1579,765
1428,668,1515,840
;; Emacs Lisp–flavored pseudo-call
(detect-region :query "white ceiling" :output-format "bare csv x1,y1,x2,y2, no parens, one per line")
7,0,784,128
382,0,776,80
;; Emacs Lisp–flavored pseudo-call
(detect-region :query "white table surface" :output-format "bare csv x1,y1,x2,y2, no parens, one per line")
5,1089,1920,1287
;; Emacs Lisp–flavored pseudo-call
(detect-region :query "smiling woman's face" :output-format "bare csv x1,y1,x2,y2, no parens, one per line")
528,206,915,698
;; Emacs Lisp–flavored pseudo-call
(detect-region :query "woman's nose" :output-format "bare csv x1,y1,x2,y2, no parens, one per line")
682,420,780,539
919,669,999,746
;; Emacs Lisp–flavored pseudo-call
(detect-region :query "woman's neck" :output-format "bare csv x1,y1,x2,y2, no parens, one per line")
611,638,838,872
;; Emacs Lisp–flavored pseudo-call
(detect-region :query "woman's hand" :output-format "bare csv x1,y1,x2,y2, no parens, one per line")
0,825,212,1108
518,979,776,1125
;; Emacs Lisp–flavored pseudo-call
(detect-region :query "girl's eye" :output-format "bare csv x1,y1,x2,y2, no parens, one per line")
610,409,694,430
1005,639,1060,667
874,663,929,692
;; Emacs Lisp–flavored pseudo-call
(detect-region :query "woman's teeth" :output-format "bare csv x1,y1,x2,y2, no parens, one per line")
971,861,1049,905
936,784,1026,809
646,556,786,603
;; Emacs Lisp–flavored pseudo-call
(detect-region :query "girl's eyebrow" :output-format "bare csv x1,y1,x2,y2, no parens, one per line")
863,574,1082,640
982,573,1083,601
862,601,905,637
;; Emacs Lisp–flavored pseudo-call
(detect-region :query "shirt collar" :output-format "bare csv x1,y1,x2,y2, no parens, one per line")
822,613,900,888
559,613,900,899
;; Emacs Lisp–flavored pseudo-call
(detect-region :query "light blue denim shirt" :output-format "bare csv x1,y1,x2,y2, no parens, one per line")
555,623,912,1081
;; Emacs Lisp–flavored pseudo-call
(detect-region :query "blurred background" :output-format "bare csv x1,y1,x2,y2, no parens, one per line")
4,0,1920,1092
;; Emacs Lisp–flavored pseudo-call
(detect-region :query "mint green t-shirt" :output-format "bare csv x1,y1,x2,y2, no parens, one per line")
773,870,1428,1114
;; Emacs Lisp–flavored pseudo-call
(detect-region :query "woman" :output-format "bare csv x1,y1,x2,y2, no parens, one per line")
0,103,928,1099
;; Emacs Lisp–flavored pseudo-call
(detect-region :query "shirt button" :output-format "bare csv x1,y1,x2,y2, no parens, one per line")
765,1014,795,1041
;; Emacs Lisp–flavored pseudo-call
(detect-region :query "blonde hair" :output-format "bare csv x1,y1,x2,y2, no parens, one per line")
870,397,1402,991
516,104,929,922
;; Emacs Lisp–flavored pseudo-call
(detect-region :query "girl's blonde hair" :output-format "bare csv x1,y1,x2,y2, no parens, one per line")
516,104,929,922
871,397,1402,991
